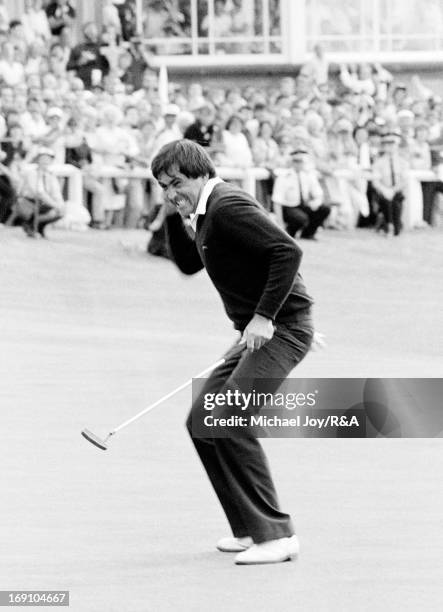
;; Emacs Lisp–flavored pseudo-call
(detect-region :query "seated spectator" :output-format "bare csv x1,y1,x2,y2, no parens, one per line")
187,82,206,112
18,147,64,238
219,114,253,168
66,22,110,89
46,0,76,38
153,103,182,154
37,106,66,163
0,148,16,223
184,102,216,148
8,20,28,56
0,41,25,86
372,132,408,236
272,147,329,240
131,67,159,104
1,122,29,166
25,39,47,76
20,96,48,140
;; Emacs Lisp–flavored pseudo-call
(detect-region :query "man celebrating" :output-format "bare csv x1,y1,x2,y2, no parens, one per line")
151,140,314,565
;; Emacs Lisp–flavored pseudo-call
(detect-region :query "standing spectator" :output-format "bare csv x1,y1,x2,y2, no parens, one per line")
219,114,253,168
302,43,329,86
66,22,110,89
90,104,138,227
64,116,106,229
119,38,151,91
372,132,408,236
45,0,76,38
102,0,122,40
272,148,329,240
252,120,280,210
0,0,9,33
410,122,432,170
22,0,51,45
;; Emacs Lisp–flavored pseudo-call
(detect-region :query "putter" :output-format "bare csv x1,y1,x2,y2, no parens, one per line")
81,357,226,451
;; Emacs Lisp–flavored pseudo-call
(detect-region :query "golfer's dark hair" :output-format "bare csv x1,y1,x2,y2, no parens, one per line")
151,139,216,180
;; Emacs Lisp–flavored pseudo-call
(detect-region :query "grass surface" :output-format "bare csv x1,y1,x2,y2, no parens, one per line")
1,225,442,612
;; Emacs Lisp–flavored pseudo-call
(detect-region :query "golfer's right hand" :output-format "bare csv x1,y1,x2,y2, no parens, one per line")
241,314,275,352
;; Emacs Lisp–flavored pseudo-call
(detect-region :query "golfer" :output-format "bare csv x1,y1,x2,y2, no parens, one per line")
151,140,314,565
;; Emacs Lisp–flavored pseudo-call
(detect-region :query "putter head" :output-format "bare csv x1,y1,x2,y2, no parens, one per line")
81,429,108,451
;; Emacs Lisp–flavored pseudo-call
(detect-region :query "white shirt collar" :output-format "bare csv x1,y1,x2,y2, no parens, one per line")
189,176,223,231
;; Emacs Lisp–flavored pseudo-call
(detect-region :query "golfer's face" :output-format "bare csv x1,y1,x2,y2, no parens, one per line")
157,169,206,218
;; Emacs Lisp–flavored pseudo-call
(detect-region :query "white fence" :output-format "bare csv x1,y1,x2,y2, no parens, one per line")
52,164,441,231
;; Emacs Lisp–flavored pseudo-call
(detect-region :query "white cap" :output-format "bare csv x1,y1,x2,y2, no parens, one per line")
164,103,180,116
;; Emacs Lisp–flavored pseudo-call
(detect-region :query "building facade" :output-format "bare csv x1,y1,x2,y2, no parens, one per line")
7,0,443,67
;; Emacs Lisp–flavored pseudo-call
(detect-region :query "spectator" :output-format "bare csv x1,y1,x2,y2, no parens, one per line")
89,104,139,227
22,0,51,45
131,67,159,104
184,102,216,148
252,120,280,210
272,147,329,240
8,20,28,55
18,147,64,238
153,103,183,153
102,0,122,40
45,0,76,38
410,122,432,170
302,43,329,86
0,0,9,33
64,116,106,229
119,38,151,91
0,41,25,86
219,114,253,168
0,147,16,223
372,132,408,236
38,106,66,164
20,96,48,140
66,22,110,89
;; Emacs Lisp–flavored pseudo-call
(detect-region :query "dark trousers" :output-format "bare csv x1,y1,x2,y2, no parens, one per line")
421,181,443,225
375,192,404,235
186,313,313,543
282,204,330,238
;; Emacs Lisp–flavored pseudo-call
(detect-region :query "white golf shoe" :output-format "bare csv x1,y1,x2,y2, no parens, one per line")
234,535,299,565
216,536,253,552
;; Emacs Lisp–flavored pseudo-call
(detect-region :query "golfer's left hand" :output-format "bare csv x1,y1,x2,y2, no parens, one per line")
241,314,275,351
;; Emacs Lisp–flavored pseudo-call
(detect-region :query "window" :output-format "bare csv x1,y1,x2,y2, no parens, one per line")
135,0,283,57
306,0,443,55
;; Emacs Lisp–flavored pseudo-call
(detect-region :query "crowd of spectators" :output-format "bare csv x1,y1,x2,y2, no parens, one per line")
0,1,443,240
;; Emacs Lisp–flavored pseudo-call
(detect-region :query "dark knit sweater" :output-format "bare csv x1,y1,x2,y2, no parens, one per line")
165,182,313,331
